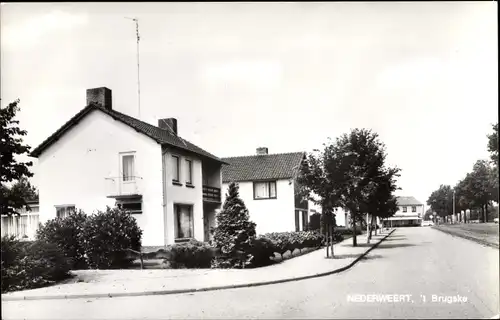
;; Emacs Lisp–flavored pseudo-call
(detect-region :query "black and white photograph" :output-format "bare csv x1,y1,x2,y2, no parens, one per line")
0,2,498,319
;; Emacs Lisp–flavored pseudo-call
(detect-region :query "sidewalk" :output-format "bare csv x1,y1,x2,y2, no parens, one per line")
1,229,394,301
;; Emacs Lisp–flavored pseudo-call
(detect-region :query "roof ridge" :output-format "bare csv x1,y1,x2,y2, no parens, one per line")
31,103,226,164
222,151,305,159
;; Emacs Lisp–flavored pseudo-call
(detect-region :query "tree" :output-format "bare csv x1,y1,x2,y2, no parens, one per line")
297,146,344,256
366,166,400,240
333,129,387,247
487,123,498,164
467,160,496,222
0,99,34,216
427,185,454,222
423,208,433,221
212,182,257,268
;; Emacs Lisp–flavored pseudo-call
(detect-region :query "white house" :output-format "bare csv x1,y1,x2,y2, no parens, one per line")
29,87,227,247
1,201,40,240
382,196,424,227
220,148,309,235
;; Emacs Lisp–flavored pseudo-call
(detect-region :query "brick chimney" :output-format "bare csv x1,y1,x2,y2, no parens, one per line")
86,87,112,110
256,147,268,155
158,118,178,135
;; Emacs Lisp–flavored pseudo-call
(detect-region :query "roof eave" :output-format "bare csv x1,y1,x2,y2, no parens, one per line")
222,176,295,183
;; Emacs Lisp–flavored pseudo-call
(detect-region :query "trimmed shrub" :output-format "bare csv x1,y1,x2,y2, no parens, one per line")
246,236,277,267
81,206,142,269
36,210,88,269
1,236,71,293
211,182,257,269
262,231,325,258
336,227,362,236
165,240,213,269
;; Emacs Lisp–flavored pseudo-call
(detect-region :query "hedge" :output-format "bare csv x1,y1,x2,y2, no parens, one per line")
262,231,325,258
1,236,71,293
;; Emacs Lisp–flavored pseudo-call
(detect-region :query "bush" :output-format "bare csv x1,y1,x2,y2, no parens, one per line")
81,206,142,269
1,236,71,293
335,227,362,236
36,210,88,269
211,182,256,268
262,231,325,258
165,239,214,269
246,236,277,267
308,213,321,231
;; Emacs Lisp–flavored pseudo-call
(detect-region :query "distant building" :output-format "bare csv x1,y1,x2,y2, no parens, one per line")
383,196,423,227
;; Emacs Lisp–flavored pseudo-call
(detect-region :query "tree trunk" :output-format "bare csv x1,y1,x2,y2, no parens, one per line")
374,215,378,236
352,217,357,247
325,223,330,258
330,224,335,257
369,214,376,239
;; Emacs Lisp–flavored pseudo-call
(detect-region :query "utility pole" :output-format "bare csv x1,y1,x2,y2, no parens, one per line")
125,17,141,119
453,190,456,224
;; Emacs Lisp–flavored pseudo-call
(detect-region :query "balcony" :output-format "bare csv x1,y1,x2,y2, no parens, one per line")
203,185,221,203
105,176,143,198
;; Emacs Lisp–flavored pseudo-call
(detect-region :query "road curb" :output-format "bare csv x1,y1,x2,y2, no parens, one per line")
432,226,499,249
2,229,395,302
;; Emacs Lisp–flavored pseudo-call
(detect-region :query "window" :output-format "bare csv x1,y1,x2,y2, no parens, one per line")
175,204,193,239
19,215,28,238
402,206,407,213
56,205,75,219
185,159,193,185
122,154,135,182
1,215,18,238
116,198,142,214
412,206,417,213
172,155,180,183
253,181,277,199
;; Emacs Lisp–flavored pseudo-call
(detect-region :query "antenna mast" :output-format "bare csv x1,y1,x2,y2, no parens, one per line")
125,17,141,118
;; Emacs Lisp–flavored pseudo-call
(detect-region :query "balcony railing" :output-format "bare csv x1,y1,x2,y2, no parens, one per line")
203,185,221,203
105,176,143,198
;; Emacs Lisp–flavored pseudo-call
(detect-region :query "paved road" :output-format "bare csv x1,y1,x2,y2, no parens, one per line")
2,227,498,319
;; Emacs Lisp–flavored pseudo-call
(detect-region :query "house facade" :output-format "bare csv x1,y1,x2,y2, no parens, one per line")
30,87,226,247
221,148,309,235
1,201,40,240
382,196,424,227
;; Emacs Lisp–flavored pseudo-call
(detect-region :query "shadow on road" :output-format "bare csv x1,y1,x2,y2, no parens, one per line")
360,254,384,261
328,253,362,259
384,237,407,241
376,243,417,249
327,253,385,260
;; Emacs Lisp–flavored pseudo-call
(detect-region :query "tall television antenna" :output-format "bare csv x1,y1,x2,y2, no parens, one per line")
125,17,141,118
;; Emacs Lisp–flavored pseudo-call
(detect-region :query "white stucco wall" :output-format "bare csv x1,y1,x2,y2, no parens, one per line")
162,148,204,244
393,204,424,217
221,179,295,235
36,109,164,246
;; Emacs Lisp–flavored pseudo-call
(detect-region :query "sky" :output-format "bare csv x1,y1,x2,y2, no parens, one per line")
1,2,498,205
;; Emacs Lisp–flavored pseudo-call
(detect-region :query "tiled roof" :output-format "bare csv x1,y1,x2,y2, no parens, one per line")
396,196,423,206
30,104,227,164
221,152,305,183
